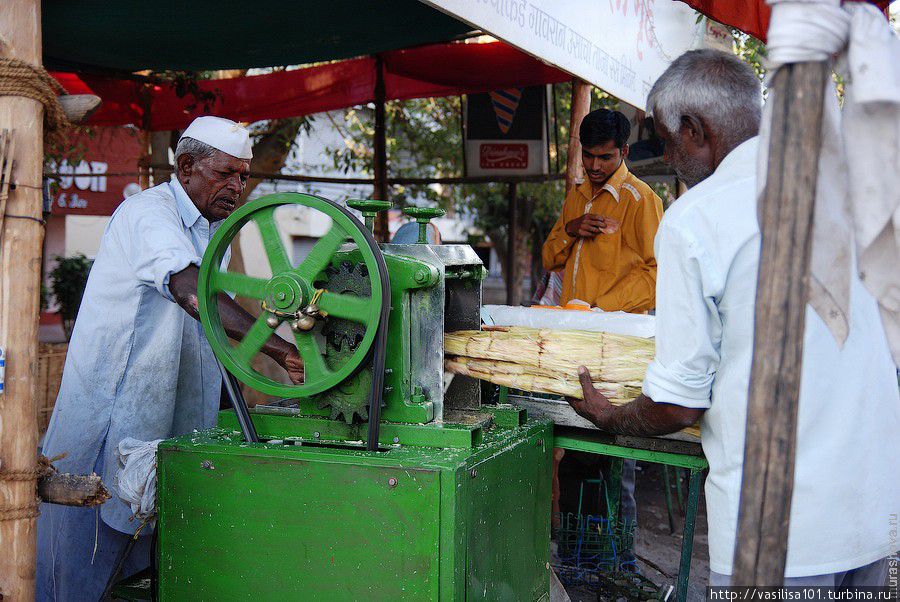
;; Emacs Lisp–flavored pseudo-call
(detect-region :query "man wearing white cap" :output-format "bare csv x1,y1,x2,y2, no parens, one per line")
37,117,303,601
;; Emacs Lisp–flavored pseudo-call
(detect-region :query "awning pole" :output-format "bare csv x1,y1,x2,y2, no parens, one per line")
505,182,518,305
0,0,43,598
732,60,829,586
372,55,389,242
565,79,591,195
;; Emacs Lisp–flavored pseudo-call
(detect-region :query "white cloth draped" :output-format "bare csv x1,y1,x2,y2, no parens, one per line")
115,438,163,526
759,0,900,365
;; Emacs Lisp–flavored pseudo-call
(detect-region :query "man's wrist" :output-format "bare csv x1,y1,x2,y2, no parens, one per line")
588,403,614,428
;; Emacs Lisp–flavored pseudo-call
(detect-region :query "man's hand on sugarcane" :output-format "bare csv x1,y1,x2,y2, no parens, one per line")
169,265,303,384
566,365,703,436
567,366,615,425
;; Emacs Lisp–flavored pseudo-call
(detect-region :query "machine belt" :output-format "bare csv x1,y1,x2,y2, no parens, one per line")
218,360,259,443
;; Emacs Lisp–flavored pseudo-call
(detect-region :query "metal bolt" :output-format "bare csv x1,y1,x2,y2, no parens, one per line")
265,315,279,329
277,292,286,301
388,477,398,488
313,431,320,439
537,439,544,446
392,436,400,444
201,460,215,470
304,303,319,315
292,315,316,332
414,269,428,283
470,468,477,478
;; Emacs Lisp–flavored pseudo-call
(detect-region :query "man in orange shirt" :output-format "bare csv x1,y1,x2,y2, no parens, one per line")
543,109,663,312
542,109,663,562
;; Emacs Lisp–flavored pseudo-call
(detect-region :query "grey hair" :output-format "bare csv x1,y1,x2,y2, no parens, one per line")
174,136,218,164
647,49,762,153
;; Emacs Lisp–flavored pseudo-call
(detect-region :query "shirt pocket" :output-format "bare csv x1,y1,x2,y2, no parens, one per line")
586,228,623,276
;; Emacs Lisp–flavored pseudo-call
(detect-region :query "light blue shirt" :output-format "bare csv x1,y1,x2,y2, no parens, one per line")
643,137,900,576
42,176,229,533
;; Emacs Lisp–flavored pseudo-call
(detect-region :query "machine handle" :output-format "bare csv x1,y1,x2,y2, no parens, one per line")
402,207,445,244
347,199,392,232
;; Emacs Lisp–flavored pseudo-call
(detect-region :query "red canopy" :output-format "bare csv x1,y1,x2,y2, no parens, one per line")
682,0,890,42
54,41,569,131
54,3,893,130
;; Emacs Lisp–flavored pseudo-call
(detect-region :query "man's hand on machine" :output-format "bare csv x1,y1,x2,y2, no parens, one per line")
277,348,304,385
170,265,304,384
259,337,304,385
565,214,620,238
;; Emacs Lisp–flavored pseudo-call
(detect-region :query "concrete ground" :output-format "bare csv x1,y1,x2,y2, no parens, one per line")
561,461,710,601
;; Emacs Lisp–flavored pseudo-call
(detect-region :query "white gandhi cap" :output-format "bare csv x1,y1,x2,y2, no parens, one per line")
179,116,253,160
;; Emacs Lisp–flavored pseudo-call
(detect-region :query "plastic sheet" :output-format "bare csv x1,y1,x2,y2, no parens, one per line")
480,305,655,339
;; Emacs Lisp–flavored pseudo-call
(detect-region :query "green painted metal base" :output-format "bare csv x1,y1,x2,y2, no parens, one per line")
154,413,553,601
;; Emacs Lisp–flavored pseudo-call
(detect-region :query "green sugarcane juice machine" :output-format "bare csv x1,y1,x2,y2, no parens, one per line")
152,194,552,600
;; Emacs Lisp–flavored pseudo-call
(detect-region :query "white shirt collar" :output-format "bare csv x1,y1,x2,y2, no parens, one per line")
714,136,758,178
169,176,203,229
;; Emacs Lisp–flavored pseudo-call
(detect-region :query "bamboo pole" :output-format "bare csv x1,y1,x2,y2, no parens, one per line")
372,55,389,242
565,79,592,194
731,62,829,585
0,0,44,598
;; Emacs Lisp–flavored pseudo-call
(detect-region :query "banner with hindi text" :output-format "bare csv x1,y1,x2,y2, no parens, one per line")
420,0,705,109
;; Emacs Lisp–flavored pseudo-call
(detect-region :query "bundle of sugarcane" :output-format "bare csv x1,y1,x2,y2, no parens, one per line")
444,326,700,438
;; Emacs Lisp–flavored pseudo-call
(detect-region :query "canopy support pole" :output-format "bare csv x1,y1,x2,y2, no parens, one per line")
565,79,591,195
505,182,518,305
372,55,389,242
732,61,828,585
0,0,44,598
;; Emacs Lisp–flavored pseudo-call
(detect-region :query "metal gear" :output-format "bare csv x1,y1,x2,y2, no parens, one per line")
317,261,371,354
312,260,378,423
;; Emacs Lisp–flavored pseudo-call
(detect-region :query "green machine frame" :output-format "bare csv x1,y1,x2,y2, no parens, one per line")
142,194,555,600
155,407,552,601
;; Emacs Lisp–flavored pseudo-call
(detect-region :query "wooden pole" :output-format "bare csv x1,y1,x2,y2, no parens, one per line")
372,55,389,242
138,129,151,190
505,182,518,305
551,83,561,174
565,79,592,195
731,62,828,585
150,131,173,186
0,0,44,598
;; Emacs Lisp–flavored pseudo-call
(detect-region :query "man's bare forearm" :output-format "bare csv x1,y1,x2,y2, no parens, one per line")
169,265,295,363
582,394,702,437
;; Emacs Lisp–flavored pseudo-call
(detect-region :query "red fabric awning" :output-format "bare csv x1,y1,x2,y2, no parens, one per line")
54,41,570,131
680,0,890,42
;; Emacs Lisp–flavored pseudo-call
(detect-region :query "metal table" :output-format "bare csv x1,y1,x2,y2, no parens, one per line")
503,390,708,602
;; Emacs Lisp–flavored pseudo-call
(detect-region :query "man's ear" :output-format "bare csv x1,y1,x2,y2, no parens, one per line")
176,154,195,180
680,114,707,146
621,143,629,161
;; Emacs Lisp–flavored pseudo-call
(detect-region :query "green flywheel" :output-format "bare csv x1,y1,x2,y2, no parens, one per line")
198,193,385,398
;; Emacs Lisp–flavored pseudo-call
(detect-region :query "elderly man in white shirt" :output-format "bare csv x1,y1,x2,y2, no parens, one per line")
37,116,303,601
567,50,900,587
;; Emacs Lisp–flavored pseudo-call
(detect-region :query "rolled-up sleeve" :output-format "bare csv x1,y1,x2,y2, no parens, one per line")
117,204,200,302
642,222,722,409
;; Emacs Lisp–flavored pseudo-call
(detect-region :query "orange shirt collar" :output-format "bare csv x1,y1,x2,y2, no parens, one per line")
577,159,630,203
